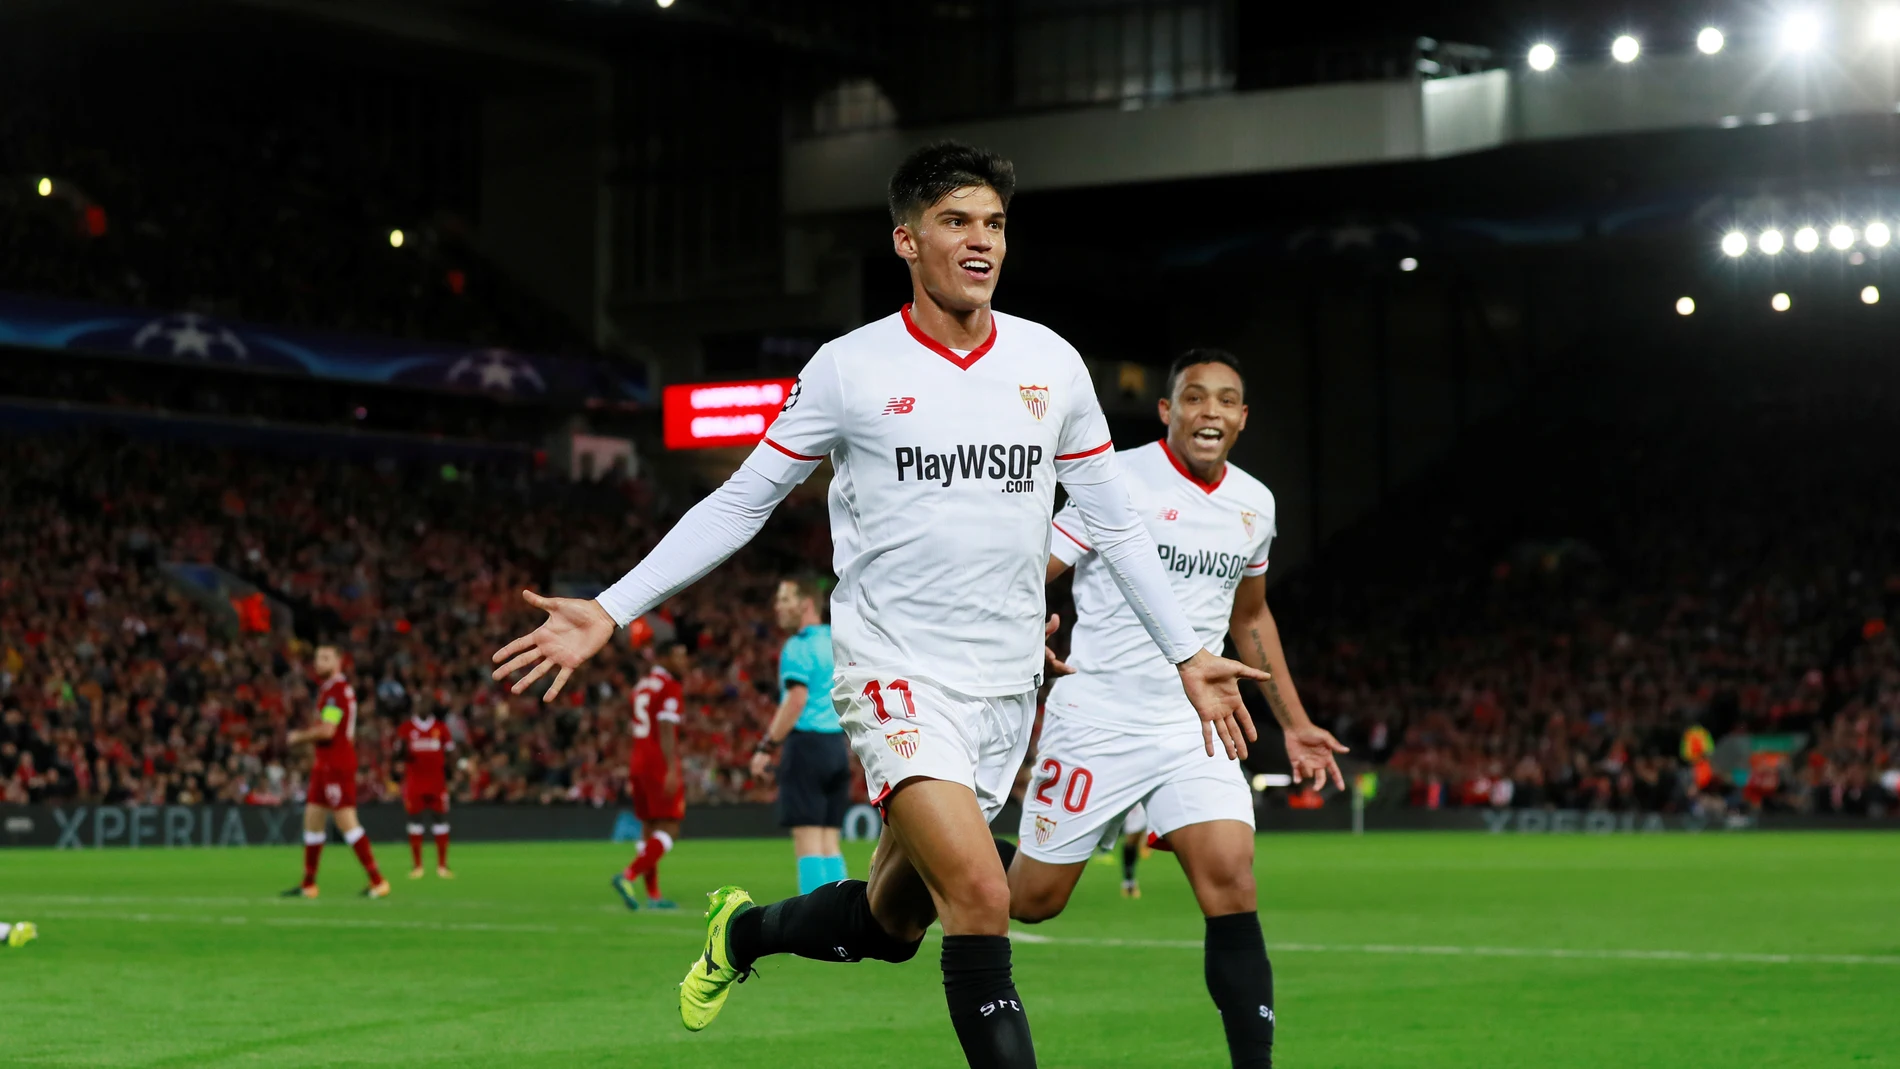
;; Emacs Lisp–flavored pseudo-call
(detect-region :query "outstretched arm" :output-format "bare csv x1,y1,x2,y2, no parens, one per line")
1229,575,1346,788
491,462,803,701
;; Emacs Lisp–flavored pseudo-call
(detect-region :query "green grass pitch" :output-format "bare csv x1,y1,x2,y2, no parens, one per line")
2,832,1895,1067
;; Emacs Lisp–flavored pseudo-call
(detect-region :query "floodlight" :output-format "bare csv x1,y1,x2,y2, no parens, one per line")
1612,36,1640,63
1771,292,1792,312
1781,11,1822,51
1862,285,1882,304
1528,43,1557,71
1868,222,1892,247
1697,27,1725,54
1829,225,1855,249
1676,297,1696,316
1794,227,1819,252
1722,232,1749,257
1399,257,1419,272
1758,229,1784,255
389,229,405,248
36,177,51,196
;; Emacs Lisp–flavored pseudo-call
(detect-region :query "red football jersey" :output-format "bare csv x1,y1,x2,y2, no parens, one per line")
629,667,683,770
312,674,357,771
397,715,453,792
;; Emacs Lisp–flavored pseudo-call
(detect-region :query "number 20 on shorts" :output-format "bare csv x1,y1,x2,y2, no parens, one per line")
1033,758,1092,813
860,679,917,723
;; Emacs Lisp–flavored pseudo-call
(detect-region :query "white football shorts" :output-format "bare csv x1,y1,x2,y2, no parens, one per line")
1019,707,1254,864
834,669,1036,823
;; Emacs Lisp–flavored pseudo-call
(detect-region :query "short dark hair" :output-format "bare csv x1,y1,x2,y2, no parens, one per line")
1165,348,1246,399
780,575,825,613
888,141,1016,227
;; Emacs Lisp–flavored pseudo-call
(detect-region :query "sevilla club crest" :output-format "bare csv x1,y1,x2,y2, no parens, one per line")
1240,510,1257,538
885,728,920,760
1033,815,1057,845
1019,385,1050,421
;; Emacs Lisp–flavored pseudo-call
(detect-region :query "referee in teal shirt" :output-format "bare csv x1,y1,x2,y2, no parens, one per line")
750,576,848,893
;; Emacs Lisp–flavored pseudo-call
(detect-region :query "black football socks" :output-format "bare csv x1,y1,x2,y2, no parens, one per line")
942,934,1037,1068
727,879,922,970
1205,911,1275,1068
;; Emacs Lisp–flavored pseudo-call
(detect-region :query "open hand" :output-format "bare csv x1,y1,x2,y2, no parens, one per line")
1284,723,1349,790
1177,650,1269,759
490,590,616,702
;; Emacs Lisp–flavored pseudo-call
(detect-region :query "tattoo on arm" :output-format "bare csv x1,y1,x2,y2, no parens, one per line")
1249,626,1297,729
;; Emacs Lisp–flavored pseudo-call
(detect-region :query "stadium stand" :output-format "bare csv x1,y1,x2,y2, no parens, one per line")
0,431,829,810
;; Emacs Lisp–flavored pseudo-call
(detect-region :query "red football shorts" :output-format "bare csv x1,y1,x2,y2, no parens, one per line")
403,787,449,815
630,766,685,822
308,763,357,809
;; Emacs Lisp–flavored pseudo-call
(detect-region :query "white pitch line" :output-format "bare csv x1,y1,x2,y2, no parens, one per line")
1009,931,1900,967
20,906,1894,968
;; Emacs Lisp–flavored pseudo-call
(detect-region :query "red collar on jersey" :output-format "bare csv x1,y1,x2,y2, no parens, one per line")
1159,438,1225,494
651,666,675,681
901,303,997,370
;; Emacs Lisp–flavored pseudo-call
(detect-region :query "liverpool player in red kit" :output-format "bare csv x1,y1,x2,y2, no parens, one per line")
282,645,390,898
611,642,689,910
396,708,455,879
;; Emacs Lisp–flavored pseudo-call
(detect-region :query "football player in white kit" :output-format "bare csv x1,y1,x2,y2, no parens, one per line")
489,143,1268,1069
1011,349,1348,1069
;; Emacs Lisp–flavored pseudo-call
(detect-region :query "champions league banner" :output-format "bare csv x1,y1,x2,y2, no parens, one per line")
0,291,648,404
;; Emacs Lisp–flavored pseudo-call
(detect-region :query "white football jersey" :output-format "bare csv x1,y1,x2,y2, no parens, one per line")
1047,440,1276,730
746,306,1119,697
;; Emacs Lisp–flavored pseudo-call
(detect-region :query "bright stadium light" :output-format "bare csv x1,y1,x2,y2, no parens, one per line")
1759,229,1785,255
1399,257,1419,272
1721,231,1749,257
1863,285,1882,304
389,229,405,248
1867,221,1893,247
1676,296,1696,316
36,177,51,196
1612,35,1641,63
1874,6,1900,41
1528,43,1557,71
1830,224,1856,249
1794,226,1820,252
1781,11,1822,52
656,0,675,7
1698,27,1726,54
1771,292,1793,312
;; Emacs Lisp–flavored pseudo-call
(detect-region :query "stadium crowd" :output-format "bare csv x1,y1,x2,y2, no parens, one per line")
1,376,1895,817
0,433,826,810
1280,375,1900,818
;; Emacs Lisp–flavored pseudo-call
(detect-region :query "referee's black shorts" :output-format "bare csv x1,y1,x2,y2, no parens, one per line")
777,730,851,828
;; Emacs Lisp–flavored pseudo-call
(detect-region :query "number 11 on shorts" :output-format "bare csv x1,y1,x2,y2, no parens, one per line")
861,679,918,723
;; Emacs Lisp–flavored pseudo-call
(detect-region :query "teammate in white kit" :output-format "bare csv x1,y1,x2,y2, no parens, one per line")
488,143,1268,1069
1010,349,1348,1069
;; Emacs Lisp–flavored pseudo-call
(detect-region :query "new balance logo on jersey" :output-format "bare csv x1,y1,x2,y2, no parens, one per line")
882,397,916,415
1157,543,1250,582
1158,508,1180,521
894,444,1044,493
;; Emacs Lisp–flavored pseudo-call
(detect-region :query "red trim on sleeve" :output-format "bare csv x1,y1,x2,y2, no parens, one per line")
1158,438,1225,493
1055,441,1113,461
901,303,997,370
1052,522,1092,551
763,437,823,462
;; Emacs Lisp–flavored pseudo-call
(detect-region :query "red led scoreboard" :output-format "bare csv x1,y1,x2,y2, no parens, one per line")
662,377,798,450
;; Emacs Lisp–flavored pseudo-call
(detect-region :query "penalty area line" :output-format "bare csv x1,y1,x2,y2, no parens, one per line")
1008,931,1900,967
